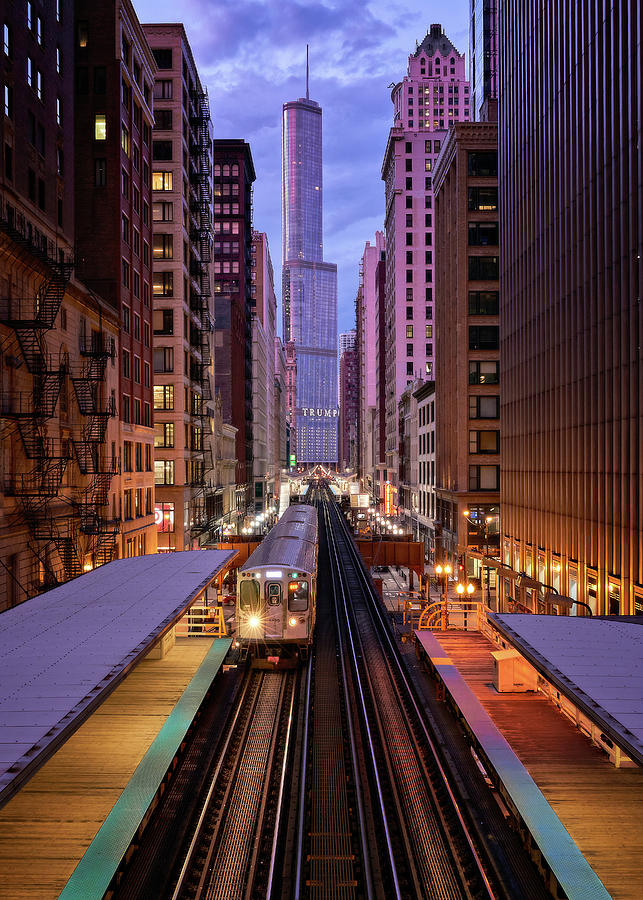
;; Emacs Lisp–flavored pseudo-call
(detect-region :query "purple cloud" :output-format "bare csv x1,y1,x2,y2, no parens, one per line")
134,0,469,333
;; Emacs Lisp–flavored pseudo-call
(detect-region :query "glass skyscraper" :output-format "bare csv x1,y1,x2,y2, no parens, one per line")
282,93,338,465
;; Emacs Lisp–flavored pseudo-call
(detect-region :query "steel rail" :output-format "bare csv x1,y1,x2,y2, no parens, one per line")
323,500,403,900
170,671,258,900
326,492,496,900
293,655,313,900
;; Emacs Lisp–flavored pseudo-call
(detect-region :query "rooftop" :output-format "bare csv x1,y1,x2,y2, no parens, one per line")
0,550,235,805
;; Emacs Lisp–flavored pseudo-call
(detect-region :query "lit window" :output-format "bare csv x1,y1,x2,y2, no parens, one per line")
56,96,62,125
152,171,172,191
121,125,130,156
95,114,106,140
406,325,413,338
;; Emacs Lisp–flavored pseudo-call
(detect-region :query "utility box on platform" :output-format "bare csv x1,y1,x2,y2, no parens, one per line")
492,649,538,692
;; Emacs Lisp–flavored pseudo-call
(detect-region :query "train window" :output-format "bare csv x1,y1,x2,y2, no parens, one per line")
288,580,308,612
266,583,282,606
239,579,259,610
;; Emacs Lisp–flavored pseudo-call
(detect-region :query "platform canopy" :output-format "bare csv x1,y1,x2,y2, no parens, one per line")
0,549,236,806
490,614,643,765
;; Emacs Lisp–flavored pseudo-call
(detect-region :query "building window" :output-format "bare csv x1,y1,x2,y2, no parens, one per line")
469,395,500,419
469,465,500,491
468,256,499,281
153,347,174,373
56,97,62,125
94,114,107,140
469,430,500,454
133,355,141,384
468,291,499,315
122,259,130,288
156,501,175,532
122,348,130,378
469,325,499,350
154,422,175,448
153,79,173,100
155,459,175,485
152,170,173,191
154,108,172,130
135,442,143,471
153,201,173,222
152,47,172,69
3,84,12,118
406,325,413,338
145,444,152,471
469,360,500,384
153,140,172,161
153,233,173,259
123,440,132,471
468,222,499,247
124,489,133,519
94,157,106,186
153,308,173,334
153,271,173,296
406,362,413,375
467,151,498,177
468,186,498,211
122,394,130,422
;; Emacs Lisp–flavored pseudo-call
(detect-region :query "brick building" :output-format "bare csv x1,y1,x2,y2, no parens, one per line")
434,116,500,581
381,25,470,487
1,0,122,602
213,139,254,510
75,0,157,559
142,24,215,551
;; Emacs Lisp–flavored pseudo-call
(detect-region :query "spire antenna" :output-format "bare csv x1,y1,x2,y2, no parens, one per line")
306,44,309,99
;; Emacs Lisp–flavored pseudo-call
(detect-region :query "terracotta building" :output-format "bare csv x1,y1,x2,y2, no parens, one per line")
499,1,642,615
0,0,122,604
381,25,470,487
142,24,215,551
213,139,255,510
338,344,358,471
434,117,500,585
356,233,386,499
74,0,157,559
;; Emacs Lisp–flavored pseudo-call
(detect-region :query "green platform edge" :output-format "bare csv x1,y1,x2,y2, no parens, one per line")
58,637,232,900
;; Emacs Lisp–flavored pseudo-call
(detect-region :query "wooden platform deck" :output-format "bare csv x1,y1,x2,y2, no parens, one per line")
436,631,643,900
0,637,216,900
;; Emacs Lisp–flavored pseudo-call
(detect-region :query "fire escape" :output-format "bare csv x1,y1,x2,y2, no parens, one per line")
70,332,120,567
0,230,74,588
188,86,214,539
1,204,119,590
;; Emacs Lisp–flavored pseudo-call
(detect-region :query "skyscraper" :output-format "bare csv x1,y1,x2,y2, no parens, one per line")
282,63,338,466
499,2,642,616
381,25,469,485
469,0,498,121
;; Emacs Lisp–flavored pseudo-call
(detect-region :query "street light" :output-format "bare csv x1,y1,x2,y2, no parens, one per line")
463,509,496,606
456,582,475,597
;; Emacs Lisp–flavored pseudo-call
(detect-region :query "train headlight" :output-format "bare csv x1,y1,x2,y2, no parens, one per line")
248,615,260,629
289,617,297,627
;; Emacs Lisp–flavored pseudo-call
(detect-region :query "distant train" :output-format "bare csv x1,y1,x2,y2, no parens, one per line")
236,504,318,667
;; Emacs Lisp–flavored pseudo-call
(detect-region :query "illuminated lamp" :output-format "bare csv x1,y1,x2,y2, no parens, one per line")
289,617,297,627
248,615,260,629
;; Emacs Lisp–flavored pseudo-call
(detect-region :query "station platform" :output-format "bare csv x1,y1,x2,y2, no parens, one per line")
415,626,643,900
0,550,236,899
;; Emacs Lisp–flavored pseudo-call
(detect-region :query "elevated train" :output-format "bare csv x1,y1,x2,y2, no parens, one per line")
236,504,318,666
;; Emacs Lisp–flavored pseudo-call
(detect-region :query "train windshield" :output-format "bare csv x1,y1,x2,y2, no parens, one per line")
239,579,260,611
288,580,308,612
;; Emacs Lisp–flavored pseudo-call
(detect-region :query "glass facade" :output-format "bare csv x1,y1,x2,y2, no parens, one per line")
282,98,337,464
469,0,498,120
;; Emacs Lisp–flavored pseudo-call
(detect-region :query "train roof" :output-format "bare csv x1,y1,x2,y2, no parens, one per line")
240,505,318,574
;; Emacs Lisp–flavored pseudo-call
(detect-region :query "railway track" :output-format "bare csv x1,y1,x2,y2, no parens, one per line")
319,490,496,900
170,668,300,900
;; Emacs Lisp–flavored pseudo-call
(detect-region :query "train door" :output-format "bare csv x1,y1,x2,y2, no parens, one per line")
238,577,264,639
265,581,283,639
287,578,309,639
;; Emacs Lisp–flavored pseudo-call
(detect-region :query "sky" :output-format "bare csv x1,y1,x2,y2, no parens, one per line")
134,0,469,337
